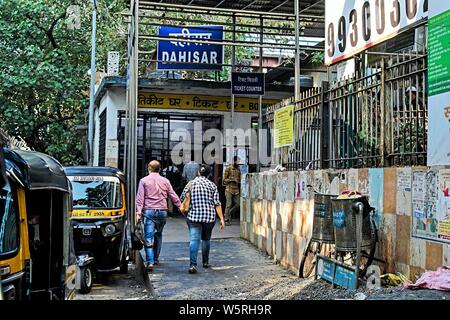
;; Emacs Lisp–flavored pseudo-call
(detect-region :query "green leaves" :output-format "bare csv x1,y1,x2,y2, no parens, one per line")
0,0,125,165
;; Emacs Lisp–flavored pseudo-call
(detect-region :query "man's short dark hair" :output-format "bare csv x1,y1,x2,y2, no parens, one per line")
148,160,161,173
199,164,210,177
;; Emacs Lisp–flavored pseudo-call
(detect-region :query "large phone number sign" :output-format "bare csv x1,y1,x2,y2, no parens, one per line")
325,0,428,65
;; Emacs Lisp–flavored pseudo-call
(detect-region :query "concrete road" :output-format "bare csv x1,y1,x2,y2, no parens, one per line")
72,216,246,300
73,217,449,300
163,215,241,242
73,263,151,300
146,217,309,300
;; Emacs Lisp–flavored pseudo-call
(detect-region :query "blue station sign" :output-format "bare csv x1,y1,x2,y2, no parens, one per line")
157,26,224,70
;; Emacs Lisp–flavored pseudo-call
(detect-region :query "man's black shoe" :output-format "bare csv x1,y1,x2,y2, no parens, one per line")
188,266,198,274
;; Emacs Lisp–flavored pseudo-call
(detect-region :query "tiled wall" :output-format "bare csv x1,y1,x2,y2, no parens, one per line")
240,168,450,280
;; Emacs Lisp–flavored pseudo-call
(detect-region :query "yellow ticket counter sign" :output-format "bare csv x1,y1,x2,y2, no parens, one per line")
274,105,294,148
138,92,279,113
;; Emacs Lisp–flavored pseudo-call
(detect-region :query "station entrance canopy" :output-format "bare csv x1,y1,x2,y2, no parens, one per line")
124,0,326,223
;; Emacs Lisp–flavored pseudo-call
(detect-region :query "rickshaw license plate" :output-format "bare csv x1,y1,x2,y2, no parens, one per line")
82,228,92,236
72,211,106,217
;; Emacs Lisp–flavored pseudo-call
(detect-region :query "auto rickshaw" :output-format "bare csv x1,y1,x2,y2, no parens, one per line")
0,148,77,300
64,166,129,294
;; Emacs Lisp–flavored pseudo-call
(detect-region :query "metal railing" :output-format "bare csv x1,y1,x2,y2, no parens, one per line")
264,51,428,170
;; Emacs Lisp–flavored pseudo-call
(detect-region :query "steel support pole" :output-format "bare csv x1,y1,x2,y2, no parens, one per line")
87,0,97,166
126,27,132,226
130,0,139,227
257,16,263,172
0,274,3,300
126,0,139,228
231,13,236,151
294,0,301,101
354,202,364,290
380,58,385,166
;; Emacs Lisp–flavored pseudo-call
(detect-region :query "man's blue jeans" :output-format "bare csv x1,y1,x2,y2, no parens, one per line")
187,220,215,267
142,209,167,265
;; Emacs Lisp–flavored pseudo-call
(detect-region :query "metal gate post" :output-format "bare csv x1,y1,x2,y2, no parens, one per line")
320,81,330,169
380,58,386,167
257,16,263,172
354,202,364,290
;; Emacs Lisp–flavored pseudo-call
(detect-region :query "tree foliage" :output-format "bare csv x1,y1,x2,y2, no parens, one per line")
0,0,127,165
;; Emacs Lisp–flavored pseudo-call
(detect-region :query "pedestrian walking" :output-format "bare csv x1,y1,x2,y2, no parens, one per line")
180,164,225,274
136,160,181,272
162,159,183,216
223,156,241,225
182,159,200,183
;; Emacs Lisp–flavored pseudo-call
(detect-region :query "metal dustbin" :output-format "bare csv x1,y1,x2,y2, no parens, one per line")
331,196,373,252
312,193,338,243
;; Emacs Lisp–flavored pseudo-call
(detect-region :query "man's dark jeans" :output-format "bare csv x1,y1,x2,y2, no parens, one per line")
143,209,167,265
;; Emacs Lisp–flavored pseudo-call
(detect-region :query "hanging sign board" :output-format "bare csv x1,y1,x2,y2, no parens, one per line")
336,58,356,81
231,72,265,96
273,105,294,148
157,26,224,70
427,2,450,166
325,0,429,65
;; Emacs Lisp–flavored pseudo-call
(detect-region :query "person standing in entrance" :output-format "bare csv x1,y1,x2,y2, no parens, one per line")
182,157,200,183
136,160,181,272
180,164,225,274
223,156,241,226
162,159,183,216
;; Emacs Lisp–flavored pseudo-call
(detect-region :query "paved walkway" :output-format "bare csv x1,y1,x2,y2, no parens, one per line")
145,217,309,300
74,217,450,300
73,263,151,300
163,215,241,242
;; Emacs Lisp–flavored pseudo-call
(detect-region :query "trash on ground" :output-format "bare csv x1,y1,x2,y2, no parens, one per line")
381,273,411,286
353,292,367,300
404,267,450,292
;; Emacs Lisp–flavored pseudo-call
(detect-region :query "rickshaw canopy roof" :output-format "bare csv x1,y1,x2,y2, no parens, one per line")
64,166,126,185
3,148,70,192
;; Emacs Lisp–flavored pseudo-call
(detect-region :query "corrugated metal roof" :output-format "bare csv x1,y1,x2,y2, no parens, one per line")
150,0,324,15
139,0,325,37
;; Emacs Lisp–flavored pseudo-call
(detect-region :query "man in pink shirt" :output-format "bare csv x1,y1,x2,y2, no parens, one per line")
136,160,181,271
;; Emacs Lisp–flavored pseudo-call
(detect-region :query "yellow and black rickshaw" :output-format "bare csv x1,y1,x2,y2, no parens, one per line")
0,148,76,300
64,166,129,294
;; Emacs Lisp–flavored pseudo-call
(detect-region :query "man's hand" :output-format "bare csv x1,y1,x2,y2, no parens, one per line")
219,218,225,230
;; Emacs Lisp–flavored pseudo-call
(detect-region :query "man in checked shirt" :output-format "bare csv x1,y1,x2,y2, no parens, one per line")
181,164,225,274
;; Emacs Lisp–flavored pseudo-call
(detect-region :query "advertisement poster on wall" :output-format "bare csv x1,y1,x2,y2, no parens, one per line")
295,171,308,200
412,169,450,243
273,105,294,148
241,173,249,199
427,2,450,166
437,170,450,241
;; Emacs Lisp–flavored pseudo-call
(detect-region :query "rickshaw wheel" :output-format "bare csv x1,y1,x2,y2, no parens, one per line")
299,239,321,278
79,266,93,294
